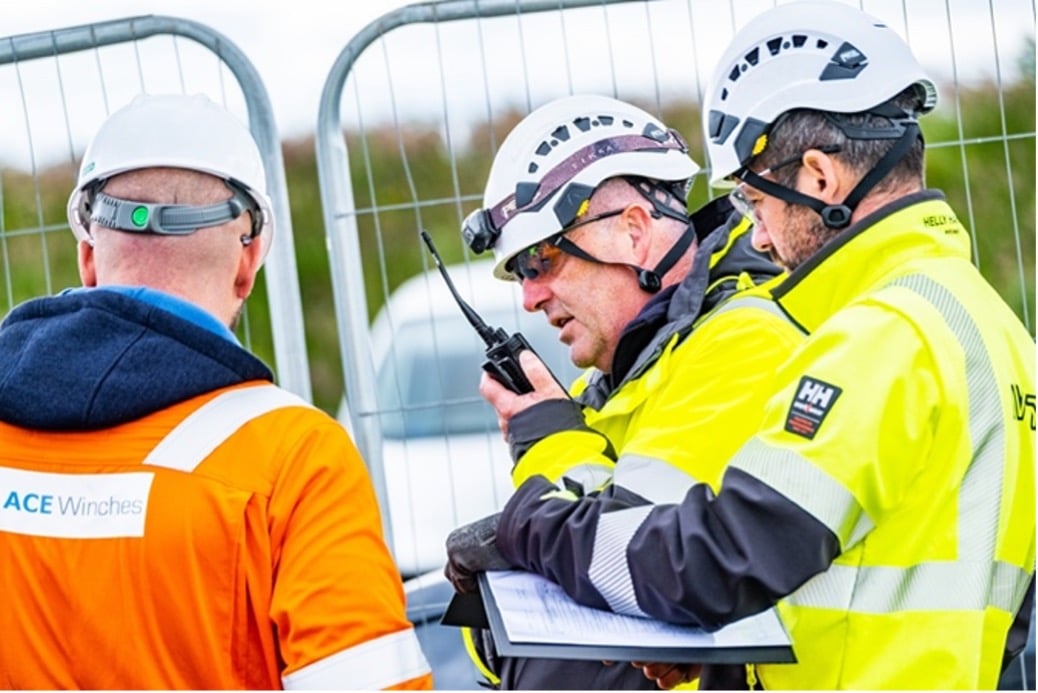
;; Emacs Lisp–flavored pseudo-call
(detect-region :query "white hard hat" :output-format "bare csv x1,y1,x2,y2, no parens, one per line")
703,0,937,186
67,93,273,255
463,94,700,281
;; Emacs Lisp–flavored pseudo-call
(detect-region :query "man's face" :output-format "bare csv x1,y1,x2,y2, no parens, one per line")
513,220,643,373
732,169,828,272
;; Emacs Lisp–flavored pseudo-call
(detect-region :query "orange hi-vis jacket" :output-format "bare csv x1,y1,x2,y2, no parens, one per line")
0,288,432,689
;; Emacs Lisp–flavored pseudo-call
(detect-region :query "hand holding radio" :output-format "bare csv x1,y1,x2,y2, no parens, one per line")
477,349,570,429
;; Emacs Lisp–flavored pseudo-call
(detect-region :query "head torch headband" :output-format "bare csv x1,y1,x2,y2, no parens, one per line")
463,128,689,254
83,179,262,239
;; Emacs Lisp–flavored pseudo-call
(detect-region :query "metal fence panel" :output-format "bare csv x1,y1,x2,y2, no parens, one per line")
0,15,312,401
317,0,1034,576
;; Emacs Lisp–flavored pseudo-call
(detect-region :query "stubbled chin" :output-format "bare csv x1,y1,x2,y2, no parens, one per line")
563,330,593,370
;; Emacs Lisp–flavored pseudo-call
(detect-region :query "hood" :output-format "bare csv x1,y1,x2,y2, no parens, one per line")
0,290,272,431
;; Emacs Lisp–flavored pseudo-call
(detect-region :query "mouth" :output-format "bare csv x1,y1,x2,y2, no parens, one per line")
550,315,572,331
555,317,576,344
547,308,571,328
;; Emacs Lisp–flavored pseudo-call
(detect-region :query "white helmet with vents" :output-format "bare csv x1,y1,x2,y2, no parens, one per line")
463,94,700,281
703,0,937,186
67,93,273,256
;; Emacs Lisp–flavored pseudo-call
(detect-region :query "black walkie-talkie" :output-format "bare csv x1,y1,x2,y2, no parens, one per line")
420,229,535,394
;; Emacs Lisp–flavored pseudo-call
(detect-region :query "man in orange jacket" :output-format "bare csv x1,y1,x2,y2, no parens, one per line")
0,93,432,690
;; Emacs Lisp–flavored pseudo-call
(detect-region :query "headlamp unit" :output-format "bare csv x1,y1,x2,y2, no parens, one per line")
461,208,500,255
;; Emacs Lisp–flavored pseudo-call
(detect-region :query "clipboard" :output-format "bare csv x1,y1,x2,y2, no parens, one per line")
442,570,795,665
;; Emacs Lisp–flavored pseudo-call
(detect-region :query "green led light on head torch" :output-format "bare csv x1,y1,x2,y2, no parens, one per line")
131,206,150,227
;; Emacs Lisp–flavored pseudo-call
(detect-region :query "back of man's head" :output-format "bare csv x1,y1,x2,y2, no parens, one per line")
67,93,273,257
88,167,252,292
67,94,274,325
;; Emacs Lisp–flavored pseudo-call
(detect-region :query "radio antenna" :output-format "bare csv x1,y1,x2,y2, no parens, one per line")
420,230,496,346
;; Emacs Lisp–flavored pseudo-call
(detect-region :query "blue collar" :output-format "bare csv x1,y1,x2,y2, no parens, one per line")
62,286,240,345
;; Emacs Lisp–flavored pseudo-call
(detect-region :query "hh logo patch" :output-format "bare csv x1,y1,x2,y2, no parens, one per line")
785,376,842,440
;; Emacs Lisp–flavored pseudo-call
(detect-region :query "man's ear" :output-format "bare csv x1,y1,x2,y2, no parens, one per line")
234,234,265,299
622,203,655,264
799,148,846,204
77,238,97,287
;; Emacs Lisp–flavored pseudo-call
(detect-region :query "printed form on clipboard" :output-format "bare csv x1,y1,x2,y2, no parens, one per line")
465,570,796,665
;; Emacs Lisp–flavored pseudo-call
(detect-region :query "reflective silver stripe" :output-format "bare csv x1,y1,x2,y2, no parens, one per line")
891,275,1024,607
143,385,312,472
557,462,614,495
588,505,653,618
730,439,874,548
613,453,701,504
281,627,430,689
785,560,1031,614
893,276,1003,561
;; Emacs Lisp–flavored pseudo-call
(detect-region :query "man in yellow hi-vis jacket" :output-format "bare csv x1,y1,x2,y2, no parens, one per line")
444,94,805,688
449,3,1035,690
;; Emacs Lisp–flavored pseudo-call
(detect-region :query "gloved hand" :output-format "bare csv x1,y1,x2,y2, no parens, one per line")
444,512,513,594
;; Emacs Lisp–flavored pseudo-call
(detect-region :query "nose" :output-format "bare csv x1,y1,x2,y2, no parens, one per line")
750,219,772,253
521,276,552,313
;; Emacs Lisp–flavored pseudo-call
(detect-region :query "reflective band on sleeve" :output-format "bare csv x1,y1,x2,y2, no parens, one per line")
143,385,312,472
588,505,653,617
613,454,700,504
557,462,614,495
730,438,874,548
281,627,431,690
706,294,792,322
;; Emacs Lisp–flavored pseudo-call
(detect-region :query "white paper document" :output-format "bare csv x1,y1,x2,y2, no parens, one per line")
481,569,793,663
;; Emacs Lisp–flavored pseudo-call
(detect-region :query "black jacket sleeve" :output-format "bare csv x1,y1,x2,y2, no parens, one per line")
496,467,840,629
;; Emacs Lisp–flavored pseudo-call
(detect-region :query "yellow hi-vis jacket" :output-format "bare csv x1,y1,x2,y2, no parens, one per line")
744,192,1036,689
496,191,1035,690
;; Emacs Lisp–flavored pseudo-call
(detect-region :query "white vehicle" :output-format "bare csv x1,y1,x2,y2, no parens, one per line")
339,258,580,579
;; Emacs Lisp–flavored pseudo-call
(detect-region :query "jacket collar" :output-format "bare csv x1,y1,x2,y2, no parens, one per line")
772,191,971,333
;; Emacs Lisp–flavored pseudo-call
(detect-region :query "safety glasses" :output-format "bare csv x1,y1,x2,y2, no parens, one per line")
506,208,624,282
729,144,842,223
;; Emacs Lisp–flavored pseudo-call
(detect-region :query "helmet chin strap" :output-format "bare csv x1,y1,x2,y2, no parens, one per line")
740,119,920,230
554,222,695,294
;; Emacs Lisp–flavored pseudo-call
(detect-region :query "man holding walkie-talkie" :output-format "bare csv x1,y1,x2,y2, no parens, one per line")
442,94,804,690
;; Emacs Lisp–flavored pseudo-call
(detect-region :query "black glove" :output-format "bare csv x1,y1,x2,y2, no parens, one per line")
444,512,513,594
